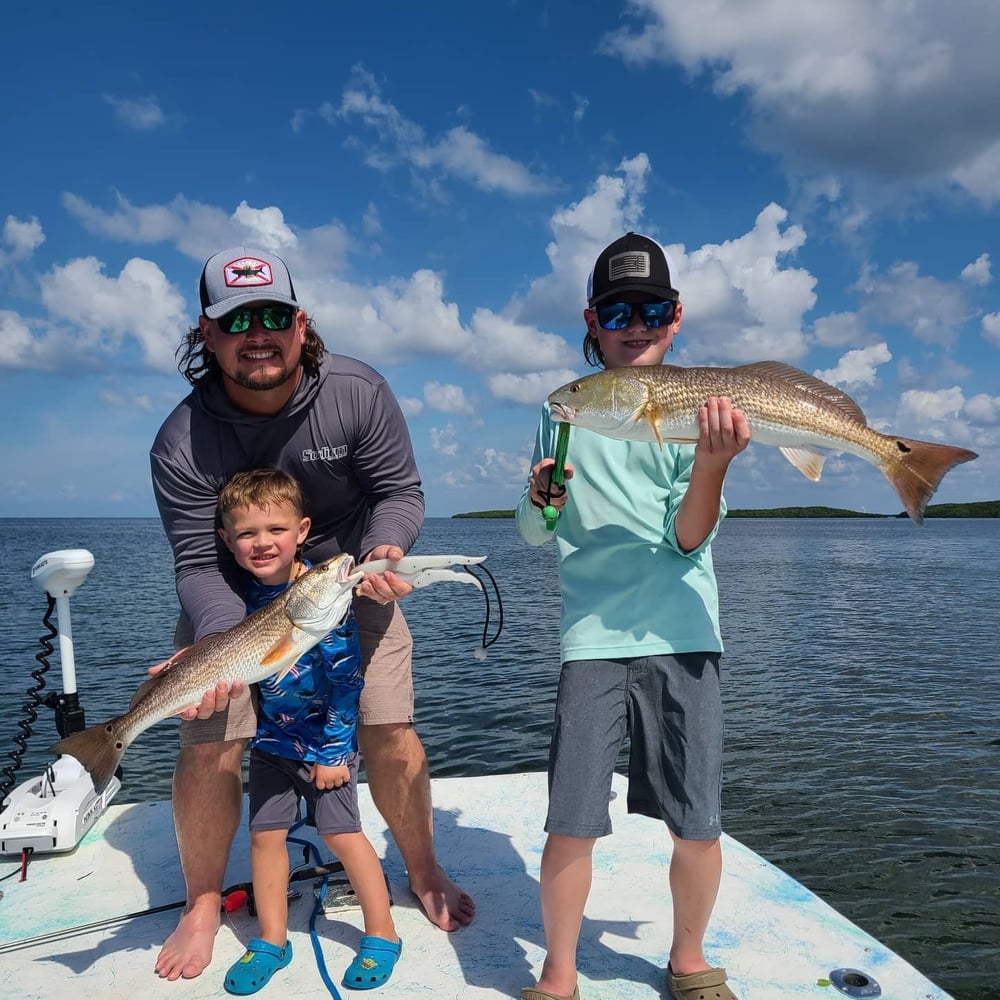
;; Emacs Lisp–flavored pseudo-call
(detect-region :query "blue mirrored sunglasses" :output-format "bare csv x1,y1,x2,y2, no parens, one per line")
216,304,296,335
595,300,677,330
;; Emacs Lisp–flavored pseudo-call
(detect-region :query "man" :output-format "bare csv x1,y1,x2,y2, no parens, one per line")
149,246,474,982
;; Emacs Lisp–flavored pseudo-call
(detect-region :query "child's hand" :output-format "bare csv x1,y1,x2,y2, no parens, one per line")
528,458,575,512
695,396,751,470
310,763,351,789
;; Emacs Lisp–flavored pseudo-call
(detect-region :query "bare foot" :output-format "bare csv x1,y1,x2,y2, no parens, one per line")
154,904,219,980
410,865,475,931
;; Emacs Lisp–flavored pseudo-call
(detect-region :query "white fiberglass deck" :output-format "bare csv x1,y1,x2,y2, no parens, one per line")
0,772,950,999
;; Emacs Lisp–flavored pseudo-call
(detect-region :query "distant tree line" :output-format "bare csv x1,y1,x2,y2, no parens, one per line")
452,500,1000,519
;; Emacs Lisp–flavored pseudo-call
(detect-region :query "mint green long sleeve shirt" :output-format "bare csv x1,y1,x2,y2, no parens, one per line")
515,404,725,663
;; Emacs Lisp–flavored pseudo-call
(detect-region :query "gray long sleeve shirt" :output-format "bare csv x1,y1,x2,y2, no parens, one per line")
150,351,424,642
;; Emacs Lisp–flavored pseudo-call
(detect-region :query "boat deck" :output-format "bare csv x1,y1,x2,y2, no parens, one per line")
0,772,951,998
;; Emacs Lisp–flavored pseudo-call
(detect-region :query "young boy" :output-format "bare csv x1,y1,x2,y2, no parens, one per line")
515,233,750,1000
217,468,401,995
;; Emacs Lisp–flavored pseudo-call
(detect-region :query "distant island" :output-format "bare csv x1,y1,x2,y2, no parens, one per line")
452,500,1000,519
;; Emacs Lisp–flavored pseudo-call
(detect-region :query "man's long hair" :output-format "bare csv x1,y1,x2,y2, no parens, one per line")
176,316,328,386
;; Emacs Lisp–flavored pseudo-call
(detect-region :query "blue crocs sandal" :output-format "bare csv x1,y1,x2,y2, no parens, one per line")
224,938,293,995
342,935,402,990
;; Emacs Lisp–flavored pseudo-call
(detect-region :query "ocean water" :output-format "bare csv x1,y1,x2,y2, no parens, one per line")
0,516,997,999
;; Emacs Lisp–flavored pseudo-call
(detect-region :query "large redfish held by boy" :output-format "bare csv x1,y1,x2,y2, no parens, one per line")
547,361,978,524
51,553,360,793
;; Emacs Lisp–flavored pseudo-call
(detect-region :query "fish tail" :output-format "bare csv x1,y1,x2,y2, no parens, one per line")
50,718,130,794
882,437,978,524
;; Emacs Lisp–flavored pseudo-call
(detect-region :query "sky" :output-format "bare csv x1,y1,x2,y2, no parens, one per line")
2,0,999,519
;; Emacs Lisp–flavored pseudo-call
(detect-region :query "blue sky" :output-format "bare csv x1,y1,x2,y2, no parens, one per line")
3,0,998,518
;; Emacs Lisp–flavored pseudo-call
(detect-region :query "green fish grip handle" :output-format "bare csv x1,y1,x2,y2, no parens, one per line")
542,423,571,531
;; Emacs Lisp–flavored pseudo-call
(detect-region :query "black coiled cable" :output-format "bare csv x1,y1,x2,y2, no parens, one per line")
0,593,58,805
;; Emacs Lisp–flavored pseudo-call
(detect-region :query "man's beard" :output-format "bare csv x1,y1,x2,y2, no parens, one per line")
230,362,297,392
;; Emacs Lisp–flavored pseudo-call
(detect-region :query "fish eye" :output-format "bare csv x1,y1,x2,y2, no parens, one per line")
570,384,580,393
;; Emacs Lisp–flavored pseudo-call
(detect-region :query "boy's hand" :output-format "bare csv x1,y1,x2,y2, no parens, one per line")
528,457,575,512
695,396,751,470
310,763,351,789
355,545,415,606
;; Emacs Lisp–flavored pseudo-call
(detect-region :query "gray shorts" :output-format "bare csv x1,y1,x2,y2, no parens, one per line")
248,749,361,836
176,598,414,747
545,653,724,841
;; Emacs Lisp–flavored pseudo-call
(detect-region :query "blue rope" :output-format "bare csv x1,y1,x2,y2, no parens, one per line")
286,819,343,1000
309,876,342,1000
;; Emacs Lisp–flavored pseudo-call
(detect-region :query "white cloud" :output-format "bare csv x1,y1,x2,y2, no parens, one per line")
97,388,156,413
678,203,816,362
529,89,557,109
812,311,866,348
488,369,580,406
464,310,575,373
982,313,1000,347
950,142,1000,204
102,95,168,131
61,191,305,264
512,159,820,365
429,424,459,457
857,261,969,346
814,342,892,389
514,153,653,326
961,253,991,286
964,393,1000,424
398,396,424,418
473,447,532,485
599,1,1000,204
0,311,38,367
361,202,382,237
38,255,187,372
4,216,44,258
899,386,966,422
326,67,554,197
423,381,477,416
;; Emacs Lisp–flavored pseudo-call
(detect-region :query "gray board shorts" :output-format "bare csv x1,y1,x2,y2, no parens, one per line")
545,652,724,842
248,749,362,836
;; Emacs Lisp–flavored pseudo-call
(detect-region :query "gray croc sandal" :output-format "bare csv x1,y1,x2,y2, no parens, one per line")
520,986,581,1000
666,965,738,1000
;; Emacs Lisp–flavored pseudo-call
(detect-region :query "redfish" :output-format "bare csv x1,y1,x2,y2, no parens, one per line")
547,361,977,524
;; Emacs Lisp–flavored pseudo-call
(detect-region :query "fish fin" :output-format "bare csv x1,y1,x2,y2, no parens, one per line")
51,718,129,794
881,437,978,524
128,674,162,710
779,446,827,481
261,632,299,668
643,405,665,448
129,641,207,709
737,362,868,424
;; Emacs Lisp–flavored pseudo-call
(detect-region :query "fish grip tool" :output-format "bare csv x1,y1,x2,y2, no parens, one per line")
542,422,571,531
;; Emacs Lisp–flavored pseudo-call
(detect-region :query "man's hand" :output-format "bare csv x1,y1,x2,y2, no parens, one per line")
310,762,351,789
355,544,416,605
147,652,246,721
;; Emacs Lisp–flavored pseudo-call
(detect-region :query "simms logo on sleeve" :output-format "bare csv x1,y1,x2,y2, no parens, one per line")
302,445,349,462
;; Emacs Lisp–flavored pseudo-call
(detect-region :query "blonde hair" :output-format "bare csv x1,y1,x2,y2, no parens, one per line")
218,467,306,524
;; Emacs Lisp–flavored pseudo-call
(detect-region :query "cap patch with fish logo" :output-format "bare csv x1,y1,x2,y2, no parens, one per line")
225,257,274,289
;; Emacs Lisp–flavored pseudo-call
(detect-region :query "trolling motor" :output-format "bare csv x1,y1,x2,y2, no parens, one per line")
0,549,121,856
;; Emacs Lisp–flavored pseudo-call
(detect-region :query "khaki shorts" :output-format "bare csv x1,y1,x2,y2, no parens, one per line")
176,597,414,748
